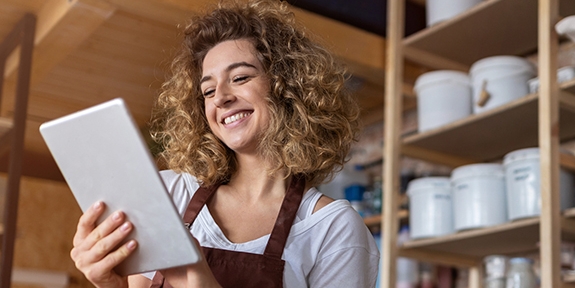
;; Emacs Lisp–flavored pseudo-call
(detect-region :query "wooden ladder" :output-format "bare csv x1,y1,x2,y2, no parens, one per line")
0,13,35,288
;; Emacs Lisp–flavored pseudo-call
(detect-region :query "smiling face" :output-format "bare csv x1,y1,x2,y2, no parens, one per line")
201,39,271,155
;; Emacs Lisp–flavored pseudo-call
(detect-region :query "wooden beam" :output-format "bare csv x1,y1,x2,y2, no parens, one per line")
5,0,116,81
381,0,405,287
290,6,386,83
538,0,561,287
102,0,213,26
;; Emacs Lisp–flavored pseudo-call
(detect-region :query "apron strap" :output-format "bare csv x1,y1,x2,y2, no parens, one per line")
183,184,219,226
263,174,305,259
182,175,306,260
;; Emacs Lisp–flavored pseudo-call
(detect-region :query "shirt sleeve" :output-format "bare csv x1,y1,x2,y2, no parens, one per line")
307,206,380,288
308,247,379,288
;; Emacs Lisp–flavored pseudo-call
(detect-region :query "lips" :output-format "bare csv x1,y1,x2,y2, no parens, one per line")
223,111,252,124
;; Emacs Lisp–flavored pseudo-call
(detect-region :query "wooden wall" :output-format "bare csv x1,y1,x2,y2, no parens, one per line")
10,175,90,287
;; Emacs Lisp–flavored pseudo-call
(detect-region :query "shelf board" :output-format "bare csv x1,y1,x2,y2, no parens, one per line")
402,82,575,162
401,217,540,258
400,211,575,260
565,207,575,219
403,0,575,67
364,209,409,227
565,272,575,283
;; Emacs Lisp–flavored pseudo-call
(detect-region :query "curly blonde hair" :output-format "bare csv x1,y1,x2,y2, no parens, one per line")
150,0,360,186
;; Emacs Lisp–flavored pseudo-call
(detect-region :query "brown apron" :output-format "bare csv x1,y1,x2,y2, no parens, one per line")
151,175,305,288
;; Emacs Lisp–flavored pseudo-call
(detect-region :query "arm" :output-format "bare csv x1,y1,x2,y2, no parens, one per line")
127,275,152,287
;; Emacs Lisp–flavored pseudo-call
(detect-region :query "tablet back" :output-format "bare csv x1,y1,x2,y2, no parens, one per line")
39,98,201,275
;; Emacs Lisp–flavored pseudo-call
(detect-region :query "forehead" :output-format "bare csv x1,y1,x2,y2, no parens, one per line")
201,39,260,75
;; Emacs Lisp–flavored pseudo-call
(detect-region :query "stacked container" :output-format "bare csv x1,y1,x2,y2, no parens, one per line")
407,177,453,239
451,163,508,231
426,0,483,26
469,56,536,114
414,70,472,132
503,147,575,220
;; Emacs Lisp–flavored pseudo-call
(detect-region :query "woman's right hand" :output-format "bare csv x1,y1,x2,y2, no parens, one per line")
70,201,138,288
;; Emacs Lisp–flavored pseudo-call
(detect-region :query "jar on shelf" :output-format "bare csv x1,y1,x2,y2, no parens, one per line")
505,258,537,288
483,255,509,288
406,177,453,239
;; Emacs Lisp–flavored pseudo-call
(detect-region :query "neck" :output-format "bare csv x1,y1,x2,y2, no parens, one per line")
227,153,288,203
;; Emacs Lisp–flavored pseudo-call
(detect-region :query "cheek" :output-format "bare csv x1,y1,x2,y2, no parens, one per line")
203,103,217,127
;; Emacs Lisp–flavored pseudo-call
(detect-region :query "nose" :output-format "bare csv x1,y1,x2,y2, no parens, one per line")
213,83,235,107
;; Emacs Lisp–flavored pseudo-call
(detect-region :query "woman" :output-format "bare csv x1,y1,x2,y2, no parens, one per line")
70,0,380,287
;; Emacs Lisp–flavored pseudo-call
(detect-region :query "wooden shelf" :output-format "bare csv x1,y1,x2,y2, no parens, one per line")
403,0,575,67
402,81,575,163
565,272,575,283
400,209,575,261
364,209,409,227
565,207,575,219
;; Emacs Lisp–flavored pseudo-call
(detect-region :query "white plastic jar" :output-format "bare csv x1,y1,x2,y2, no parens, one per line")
469,56,536,114
483,255,509,288
505,258,537,288
414,70,472,132
426,0,483,26
451,163,508,231
503,147,575,220
407,177,453,239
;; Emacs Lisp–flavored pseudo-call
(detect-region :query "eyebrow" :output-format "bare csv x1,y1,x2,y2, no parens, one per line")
199,61,258,85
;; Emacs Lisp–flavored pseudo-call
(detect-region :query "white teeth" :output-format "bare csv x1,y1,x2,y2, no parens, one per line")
224,112,251,124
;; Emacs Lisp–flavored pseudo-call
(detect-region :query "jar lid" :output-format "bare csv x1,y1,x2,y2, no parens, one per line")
406,177,450,196
503,147,540,165
451,163,504,180
470,55,536,78
414,70,471,93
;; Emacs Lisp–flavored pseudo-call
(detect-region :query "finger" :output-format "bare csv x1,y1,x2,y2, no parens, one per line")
72,221,134,266
80,211,127,252
92,239,138,273
73,201,106,247
89,221,134,261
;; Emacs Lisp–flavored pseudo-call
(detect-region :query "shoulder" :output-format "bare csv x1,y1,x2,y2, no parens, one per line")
159,170,201,215
312,194,334,214
159,170,200,192
296,193,376,250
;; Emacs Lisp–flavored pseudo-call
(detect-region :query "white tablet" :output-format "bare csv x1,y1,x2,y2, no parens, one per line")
39,98,201,276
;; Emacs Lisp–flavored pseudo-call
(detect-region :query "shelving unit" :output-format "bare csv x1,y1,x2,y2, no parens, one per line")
0,13,35,288
364,209,409,227
380,0,575,287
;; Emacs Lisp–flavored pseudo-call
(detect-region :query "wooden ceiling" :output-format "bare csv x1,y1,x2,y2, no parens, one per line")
0,0,425,181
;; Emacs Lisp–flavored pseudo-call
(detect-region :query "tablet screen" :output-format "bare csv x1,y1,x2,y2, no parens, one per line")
40,98,201,275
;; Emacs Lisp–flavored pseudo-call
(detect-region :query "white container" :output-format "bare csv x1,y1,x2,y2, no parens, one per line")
528,66,575,93
503,147,575,220
484,255,509,279
505,258,537,288
414,70,472,132
407,177,453,239
469,56,536,114
556,15,575,43
396,226,419,287
426,0,483,26
451,163,508,231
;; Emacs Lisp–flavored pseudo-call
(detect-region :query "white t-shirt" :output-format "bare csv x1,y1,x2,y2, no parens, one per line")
152,170,380,287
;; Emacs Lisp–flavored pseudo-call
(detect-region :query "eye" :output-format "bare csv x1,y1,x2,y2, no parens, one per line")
202,88,215,98
232,75,250,83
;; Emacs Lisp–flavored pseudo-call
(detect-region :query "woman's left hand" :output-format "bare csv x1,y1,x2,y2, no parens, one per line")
161,238,222,288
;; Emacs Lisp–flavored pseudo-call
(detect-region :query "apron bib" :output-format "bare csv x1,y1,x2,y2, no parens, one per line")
151,175,305,288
